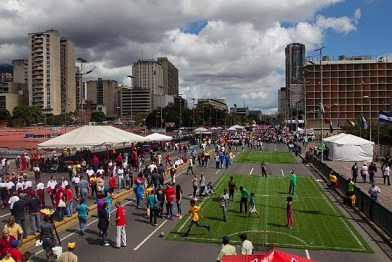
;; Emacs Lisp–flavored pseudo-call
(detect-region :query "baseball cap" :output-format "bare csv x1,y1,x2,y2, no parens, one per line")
67,242,76,249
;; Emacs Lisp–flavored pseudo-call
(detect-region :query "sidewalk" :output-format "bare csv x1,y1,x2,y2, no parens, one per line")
303,141,392,211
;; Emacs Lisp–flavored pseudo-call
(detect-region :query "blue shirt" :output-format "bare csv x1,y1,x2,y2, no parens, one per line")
76,203,88,217
146,194,158,209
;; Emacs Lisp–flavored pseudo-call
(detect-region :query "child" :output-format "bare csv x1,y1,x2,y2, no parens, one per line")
286,196,294,229
248,193,260,218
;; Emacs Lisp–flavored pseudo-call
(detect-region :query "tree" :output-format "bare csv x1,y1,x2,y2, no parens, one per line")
8,105,44,127
90,111,106,122
0,108,11,121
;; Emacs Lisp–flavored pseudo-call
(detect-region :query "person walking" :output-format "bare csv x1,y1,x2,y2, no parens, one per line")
146,189,159,226
98,202,110,246
286,196,294,229
175,184,183,218
361,163,368,183
133,180,144,209
220,189,230,222
78,176,89,205
11,197,27,239
351,162,358,183
248,193,260,218
228,176,237,201
238,233,253,254
239,186,250,213
368,162,377,184
288,170,297,195
26,190,41,235
112,201,126,248
368,182,381,200
182,199,210,237
164,183,175,220
216,236,236,262
199,173,206,198
191,173,198,200
382,162,391,186
39,215,57,262
186,158,194,175
76,200,88,236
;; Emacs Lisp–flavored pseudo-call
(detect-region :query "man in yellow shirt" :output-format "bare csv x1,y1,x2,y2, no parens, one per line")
182,199,210,237
328,172,338,191
4,216,23,247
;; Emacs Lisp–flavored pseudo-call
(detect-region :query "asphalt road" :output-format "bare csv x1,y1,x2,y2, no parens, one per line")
17,143,392,262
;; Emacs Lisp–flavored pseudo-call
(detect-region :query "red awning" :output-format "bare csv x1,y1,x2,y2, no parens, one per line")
221,249,317,262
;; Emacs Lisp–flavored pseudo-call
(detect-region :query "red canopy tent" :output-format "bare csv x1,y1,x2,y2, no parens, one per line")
221,249,317,262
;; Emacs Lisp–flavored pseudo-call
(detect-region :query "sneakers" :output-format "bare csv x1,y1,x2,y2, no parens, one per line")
103,243,110,246
179,215,182,219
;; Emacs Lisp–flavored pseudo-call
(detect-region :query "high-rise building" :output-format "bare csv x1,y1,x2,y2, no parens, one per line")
284,43,306,123
85,78,119,118
12,60,28,84
304,55,392,133
60,39,76,113
157,57,179,96
28,29,76,116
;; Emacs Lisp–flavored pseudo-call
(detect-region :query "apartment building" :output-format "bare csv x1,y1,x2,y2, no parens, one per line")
304,56,392,130
157,57,179,96
85,78,119,118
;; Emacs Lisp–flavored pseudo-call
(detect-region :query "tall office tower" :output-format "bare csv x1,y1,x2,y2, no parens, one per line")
28,30,76,116
85,78,119,118
12,60,28,84
132,59,164,111
157,57,179,96
304,55,392,131
60,39,76,113
285,43,306,120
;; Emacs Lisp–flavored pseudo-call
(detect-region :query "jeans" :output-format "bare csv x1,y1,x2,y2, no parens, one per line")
15,216,27,238
136,196,142,208
78,216,87,231
369,171,375,183
67,200,73,216
29,213,41,234
176,201,182,216
56,207,65,221
222,206,227,221
166,201,174,218
118,177,124,189
80,192,87,205
116,225,126,247
102,228,108,244
149,208,157,224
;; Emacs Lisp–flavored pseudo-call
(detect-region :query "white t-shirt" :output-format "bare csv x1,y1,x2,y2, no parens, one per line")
220,193,229,207
24,180,32,190
8,196,19,209
86,169,95,178
72,176,80,185
47,180,57,189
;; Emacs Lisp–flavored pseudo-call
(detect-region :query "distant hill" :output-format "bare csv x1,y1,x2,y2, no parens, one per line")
0,64,13,74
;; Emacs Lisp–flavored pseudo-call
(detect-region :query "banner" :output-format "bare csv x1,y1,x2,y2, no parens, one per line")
379,111,392,124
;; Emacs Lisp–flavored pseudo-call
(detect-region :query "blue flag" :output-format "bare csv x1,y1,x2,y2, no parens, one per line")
360,115,368,130
379,111,392,124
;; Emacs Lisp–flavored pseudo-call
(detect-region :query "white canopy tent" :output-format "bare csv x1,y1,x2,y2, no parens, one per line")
144,132,173,141
324,133,374,161
37,125,146,149
228,124,245,131
193,127,212,135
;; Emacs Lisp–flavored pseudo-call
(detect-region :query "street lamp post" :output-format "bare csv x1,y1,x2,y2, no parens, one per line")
178,94,183,129
315,46,325,162
158,86,164,133
77,58,87,125
192,98,196,127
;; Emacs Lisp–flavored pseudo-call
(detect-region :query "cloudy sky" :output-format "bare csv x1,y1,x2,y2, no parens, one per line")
1,0,391,114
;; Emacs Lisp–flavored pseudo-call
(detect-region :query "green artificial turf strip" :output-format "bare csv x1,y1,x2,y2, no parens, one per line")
167,174,372,253
235,151,296,164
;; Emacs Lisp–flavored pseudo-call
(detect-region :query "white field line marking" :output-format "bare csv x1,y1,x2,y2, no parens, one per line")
305,249,310,259
281,169,285,176
264,177,268,232
308,178,366,251
0,212,11,218
250,168,254,175
133,220,168,250
215,169,221,175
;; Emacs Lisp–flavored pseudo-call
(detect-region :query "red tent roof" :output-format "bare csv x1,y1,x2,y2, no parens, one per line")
221,249,317,262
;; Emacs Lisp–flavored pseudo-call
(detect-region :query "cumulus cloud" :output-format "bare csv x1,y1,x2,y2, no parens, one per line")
0,0,359,114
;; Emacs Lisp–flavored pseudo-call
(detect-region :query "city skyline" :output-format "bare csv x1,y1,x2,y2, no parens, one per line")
1,0,391,114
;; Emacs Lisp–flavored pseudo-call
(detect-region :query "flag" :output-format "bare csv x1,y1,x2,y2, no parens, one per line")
379,111,392,125
329,121,333,133
360,115,368,130
324,118,330,124
337,118,343,128
347,120,356,127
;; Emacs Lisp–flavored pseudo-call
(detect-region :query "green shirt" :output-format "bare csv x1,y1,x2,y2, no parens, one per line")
240,188,250,198
348,181,355,192
290,173,297,186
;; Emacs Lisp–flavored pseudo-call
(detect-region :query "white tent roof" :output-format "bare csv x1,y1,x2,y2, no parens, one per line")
37,126,146,149
323,132,347,142
326,133,373,145
144,132,173,141
325,133,374,161
229,124,245,130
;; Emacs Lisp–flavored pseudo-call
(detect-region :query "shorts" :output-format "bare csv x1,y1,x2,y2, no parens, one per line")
42,238,55,252
249,206,257,213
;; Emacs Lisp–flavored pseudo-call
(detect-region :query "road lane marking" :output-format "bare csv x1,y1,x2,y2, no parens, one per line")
250,168,254,175
133,220,168,250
